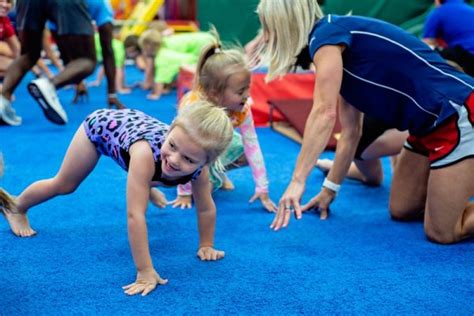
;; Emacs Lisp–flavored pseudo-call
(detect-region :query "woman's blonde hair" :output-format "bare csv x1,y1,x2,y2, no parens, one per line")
193,28,250,102
257,0,324,81
171,100,233,164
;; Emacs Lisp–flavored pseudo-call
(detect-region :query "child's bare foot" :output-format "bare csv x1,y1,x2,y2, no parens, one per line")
117,87,132,94
4,212,36,237
315,159,333,174
0,189,36,237
221,176,235,191
146,93,161,100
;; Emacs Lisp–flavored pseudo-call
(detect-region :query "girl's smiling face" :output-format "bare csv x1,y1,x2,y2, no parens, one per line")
218,70,251,112
160,126,207,179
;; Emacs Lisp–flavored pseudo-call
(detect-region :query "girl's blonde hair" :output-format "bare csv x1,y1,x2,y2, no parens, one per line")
148,20,169,33
193,29,250,102
171,100,233,164
257,0,324,81
138,29,162,50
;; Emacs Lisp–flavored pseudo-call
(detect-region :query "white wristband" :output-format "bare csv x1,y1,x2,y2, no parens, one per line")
322,177,340,194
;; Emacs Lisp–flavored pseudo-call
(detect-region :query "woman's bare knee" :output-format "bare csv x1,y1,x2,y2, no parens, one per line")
424,221,457,244
389,202,424,221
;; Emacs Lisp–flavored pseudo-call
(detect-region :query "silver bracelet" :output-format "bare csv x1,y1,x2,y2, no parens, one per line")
322,177,340,194
108,93,117,98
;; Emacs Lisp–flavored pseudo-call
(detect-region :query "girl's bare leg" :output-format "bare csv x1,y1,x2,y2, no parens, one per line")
4,126,99,237
316,129,407,185
353,129,408,185
221,174,235,191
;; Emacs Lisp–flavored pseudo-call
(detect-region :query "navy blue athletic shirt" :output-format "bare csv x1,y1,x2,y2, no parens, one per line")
308,15,474,136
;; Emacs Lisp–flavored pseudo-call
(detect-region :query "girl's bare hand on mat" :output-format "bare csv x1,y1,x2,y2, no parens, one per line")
123,268,168,296
197,247,225,261
171,195,192,209
149,188,168,208
249,192,277,212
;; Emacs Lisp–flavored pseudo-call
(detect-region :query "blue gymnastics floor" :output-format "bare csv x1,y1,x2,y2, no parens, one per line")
0,68,472,314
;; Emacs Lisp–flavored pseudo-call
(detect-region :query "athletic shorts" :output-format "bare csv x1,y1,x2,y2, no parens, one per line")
16,0,93,35
354,115,392,160
48,0,113,31
404,92,474,169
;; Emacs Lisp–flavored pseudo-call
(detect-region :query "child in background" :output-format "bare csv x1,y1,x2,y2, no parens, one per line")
134,29,161,97
152,35,277,212
0,0,19,69
423,0,474,76
132,27,215,100
1,102,233,296
0,0,21,117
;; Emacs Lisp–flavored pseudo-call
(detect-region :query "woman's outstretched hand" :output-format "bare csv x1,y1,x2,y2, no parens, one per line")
271,180,305,230
301,188,336,220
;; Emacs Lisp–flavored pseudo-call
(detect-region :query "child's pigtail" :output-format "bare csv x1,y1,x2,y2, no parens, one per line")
194,42,221,87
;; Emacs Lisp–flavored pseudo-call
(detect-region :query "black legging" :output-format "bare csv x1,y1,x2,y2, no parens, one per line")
439,46,474,77
52,32,97,88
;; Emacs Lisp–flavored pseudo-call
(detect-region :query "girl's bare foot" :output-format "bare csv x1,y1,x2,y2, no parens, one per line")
315,159,333,174
4,212,36,237
221,176,235,191
0,189,36,237
117,87,132,94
